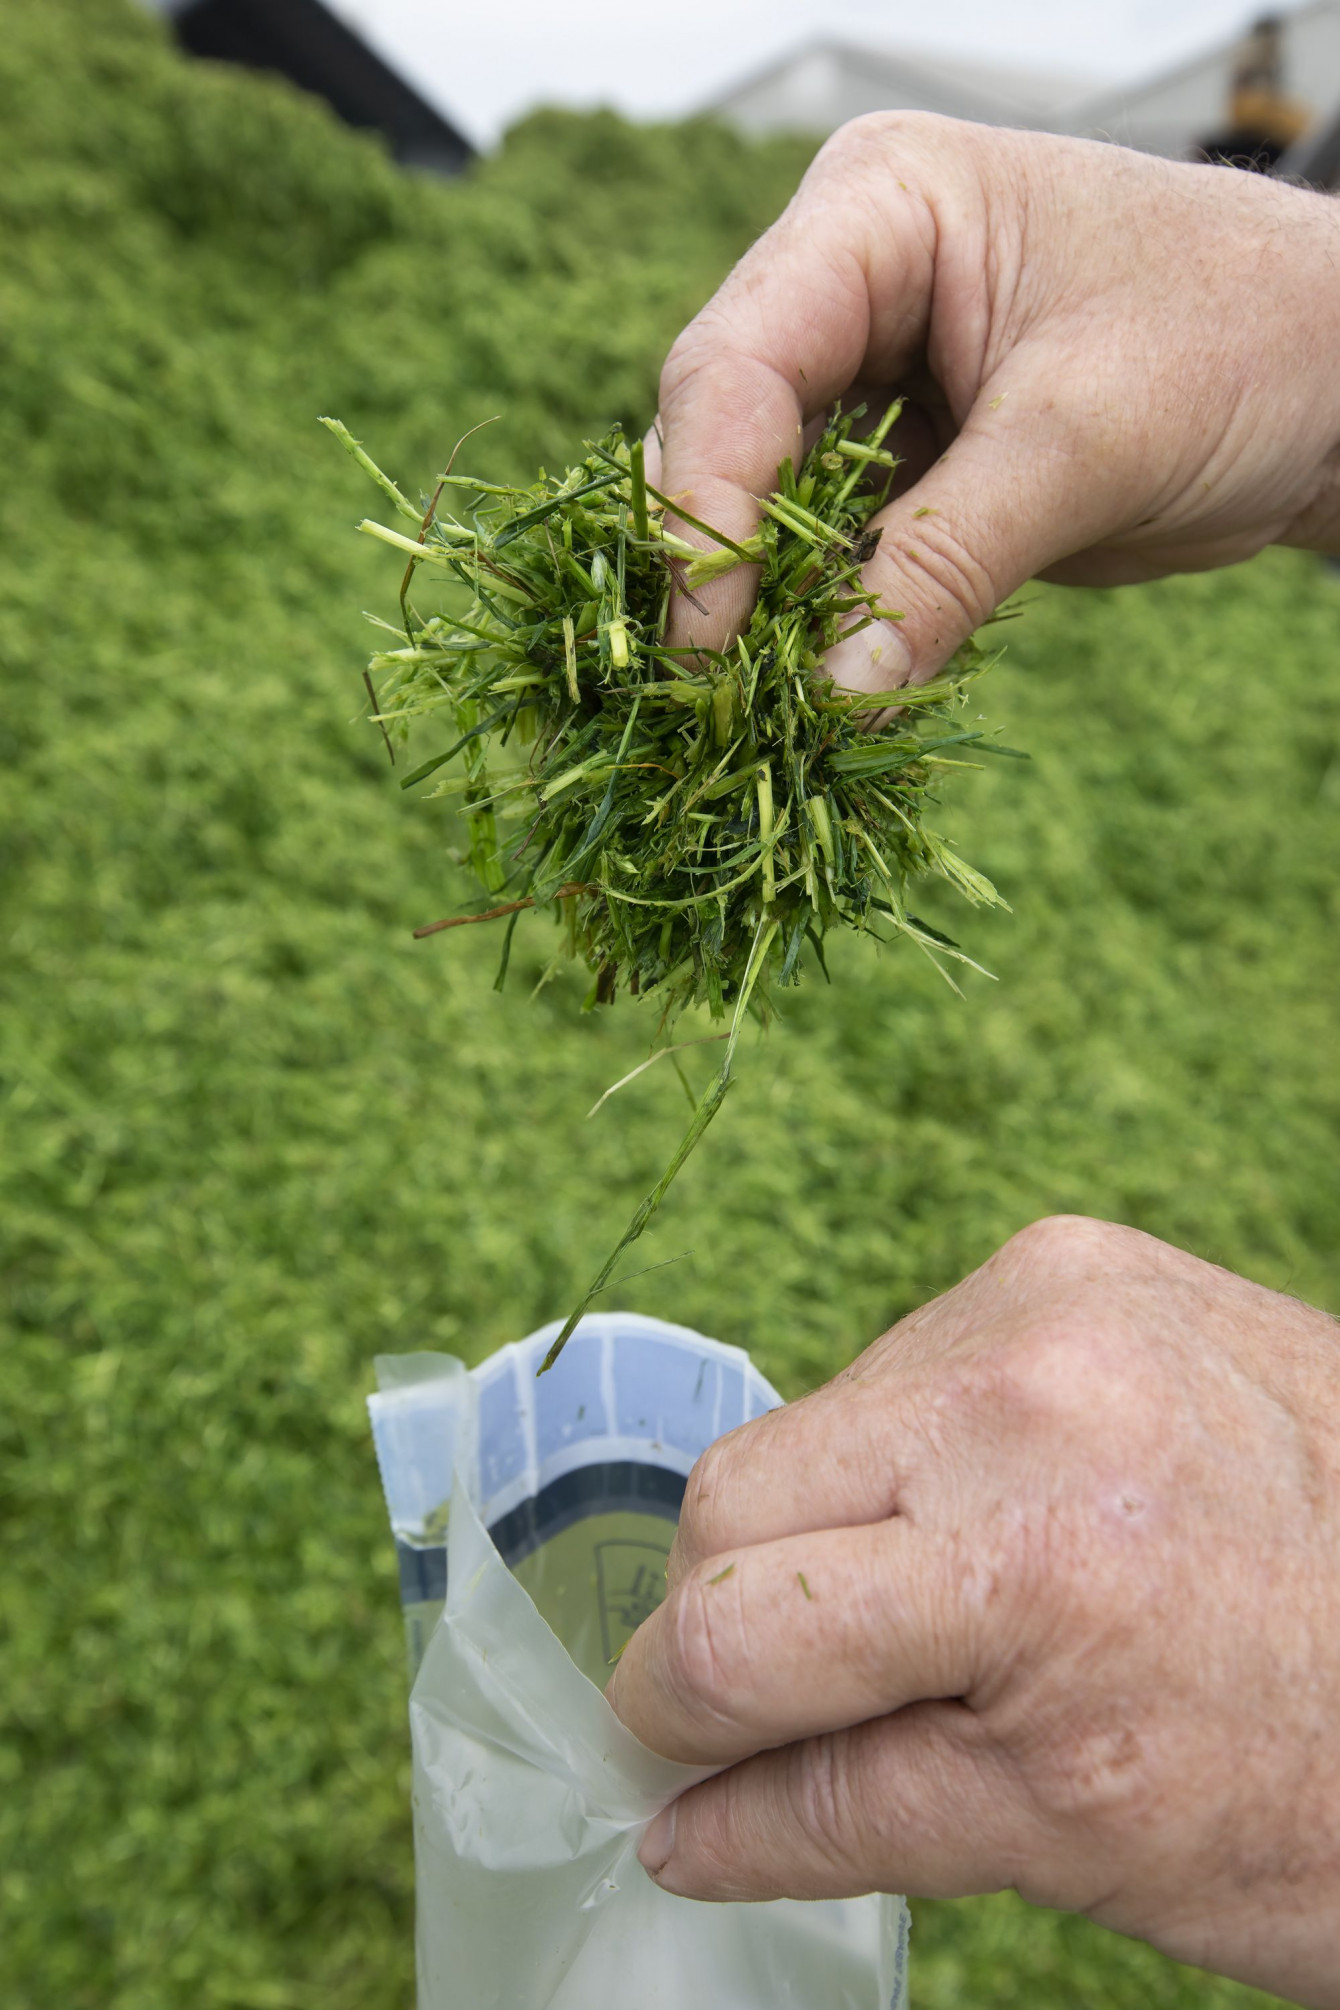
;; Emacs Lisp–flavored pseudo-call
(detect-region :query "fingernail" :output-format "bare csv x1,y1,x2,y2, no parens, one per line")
638,1800,678,1881
823,618,911,697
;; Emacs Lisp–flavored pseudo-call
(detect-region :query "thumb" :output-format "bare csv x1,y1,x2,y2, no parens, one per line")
637,1703,1023,1903
824,389,1102,695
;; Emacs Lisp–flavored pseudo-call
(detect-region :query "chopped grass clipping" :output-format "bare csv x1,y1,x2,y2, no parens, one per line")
327,401,1017,1368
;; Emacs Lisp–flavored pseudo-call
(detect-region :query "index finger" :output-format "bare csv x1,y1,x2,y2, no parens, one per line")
666,1382,910,1586
664,1270,1004,1584
606,1515,983,1766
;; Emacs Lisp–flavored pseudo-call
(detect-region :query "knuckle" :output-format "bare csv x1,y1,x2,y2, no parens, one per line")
787,1734,869,1876
986,1315,1123,1430
675,1408,783,1569
819,108,949,172
659,317,723,411
1002,1212,1121,1271
674,1776,749,1890
663,1567,747,1728
659,309,769,432
676,1435,733,1561
890,516,1000,630
946,1220,1148,1425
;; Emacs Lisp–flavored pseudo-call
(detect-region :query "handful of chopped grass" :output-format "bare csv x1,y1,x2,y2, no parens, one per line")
326,401,1014,1367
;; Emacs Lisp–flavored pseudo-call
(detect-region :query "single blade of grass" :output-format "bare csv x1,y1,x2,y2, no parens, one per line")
585,1033,729,1119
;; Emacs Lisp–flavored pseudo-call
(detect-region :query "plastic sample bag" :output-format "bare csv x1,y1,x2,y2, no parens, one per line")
368,1312,909,2009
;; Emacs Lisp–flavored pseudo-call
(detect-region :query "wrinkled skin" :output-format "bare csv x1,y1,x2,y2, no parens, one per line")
646,114,1340,692
612,116,1340,2009
609,1221,1340,2007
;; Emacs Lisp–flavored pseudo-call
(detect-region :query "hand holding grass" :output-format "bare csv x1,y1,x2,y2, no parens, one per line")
611,1220,1340,2010
651,114,1340,693
337,403,1014,1359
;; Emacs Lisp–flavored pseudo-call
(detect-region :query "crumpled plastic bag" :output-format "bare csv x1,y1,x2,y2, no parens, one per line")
368,1312,909,2010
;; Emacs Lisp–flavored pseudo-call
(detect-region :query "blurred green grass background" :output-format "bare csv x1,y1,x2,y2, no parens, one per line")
2,3,1337,2005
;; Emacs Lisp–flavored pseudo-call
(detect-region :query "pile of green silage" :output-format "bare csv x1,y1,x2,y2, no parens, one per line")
1,5,1335,2009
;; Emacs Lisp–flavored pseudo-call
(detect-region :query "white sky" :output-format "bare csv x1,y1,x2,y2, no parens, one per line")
324,0,1277,148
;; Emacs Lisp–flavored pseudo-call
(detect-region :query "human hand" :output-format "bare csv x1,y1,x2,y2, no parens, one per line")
607,1218,1340,2009
649,116,1340,694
